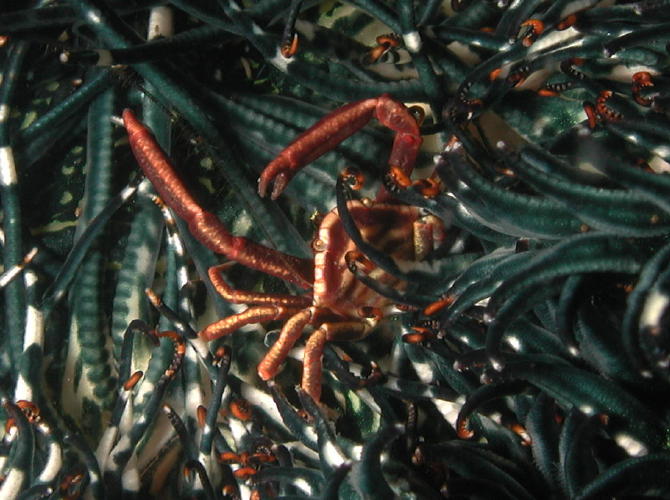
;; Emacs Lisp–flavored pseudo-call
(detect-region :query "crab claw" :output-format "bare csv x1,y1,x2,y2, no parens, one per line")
258,157,293,199
258,93,422,200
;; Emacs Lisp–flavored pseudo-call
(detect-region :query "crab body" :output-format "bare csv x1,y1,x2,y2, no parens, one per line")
123,93,440,401
313,200,440,313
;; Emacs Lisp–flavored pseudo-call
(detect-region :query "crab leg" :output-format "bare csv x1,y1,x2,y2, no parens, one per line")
302,327,328,402
302,321,370,401
257,307,314,381
200,305,303,341
258,93,422,200
123,109,313,289
208,264,312,307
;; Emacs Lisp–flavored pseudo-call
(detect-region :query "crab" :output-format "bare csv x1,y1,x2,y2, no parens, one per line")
123,94,444,401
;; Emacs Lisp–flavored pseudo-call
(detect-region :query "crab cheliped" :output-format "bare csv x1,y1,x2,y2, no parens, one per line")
124,94,444,401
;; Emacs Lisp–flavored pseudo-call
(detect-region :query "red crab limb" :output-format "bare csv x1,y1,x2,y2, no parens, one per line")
302,320,370,401
200,305,303,341
257,307,314,381
208,264,312,307
303,327,327,402
258,94,422,200
124,103,443,403
257,306,346,381
123,109,313,289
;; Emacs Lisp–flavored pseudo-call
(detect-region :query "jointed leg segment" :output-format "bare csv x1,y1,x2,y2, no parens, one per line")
257,94,422,200
123,109,313,289
200,305,303,341
208,264,311,308
302,321,370,401
257,307,315,381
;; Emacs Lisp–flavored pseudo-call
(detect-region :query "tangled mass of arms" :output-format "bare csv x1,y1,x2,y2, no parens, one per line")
4,0,670,496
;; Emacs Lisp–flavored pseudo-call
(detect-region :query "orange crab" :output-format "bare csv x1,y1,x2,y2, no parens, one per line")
124,94,444,401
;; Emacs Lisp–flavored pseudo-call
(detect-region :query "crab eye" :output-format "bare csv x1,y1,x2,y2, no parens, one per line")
312,238,326,252
357,306,382,322
409,106,425,125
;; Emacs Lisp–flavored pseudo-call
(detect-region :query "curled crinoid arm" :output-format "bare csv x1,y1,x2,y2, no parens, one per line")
145,288,197,339
423,295,455,316
402,324,438,344
387,165,442,198
335,171,411,281
364,33,401,65
197,346,230,455
632,71,655,107
150,330,186,381
345,254,436,308
595,90,623,123
280,0,302,58
518,19,544,47
183,459,216,498
341,166,365,190
163,405,216,497
14,400,41,424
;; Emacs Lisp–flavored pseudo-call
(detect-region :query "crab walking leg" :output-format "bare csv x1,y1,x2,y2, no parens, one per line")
302,321,370,401
200,305,303,341
257,307,314,381
123,109,313,289
208,264,312,307
302,327,328,402
258,94,422,199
